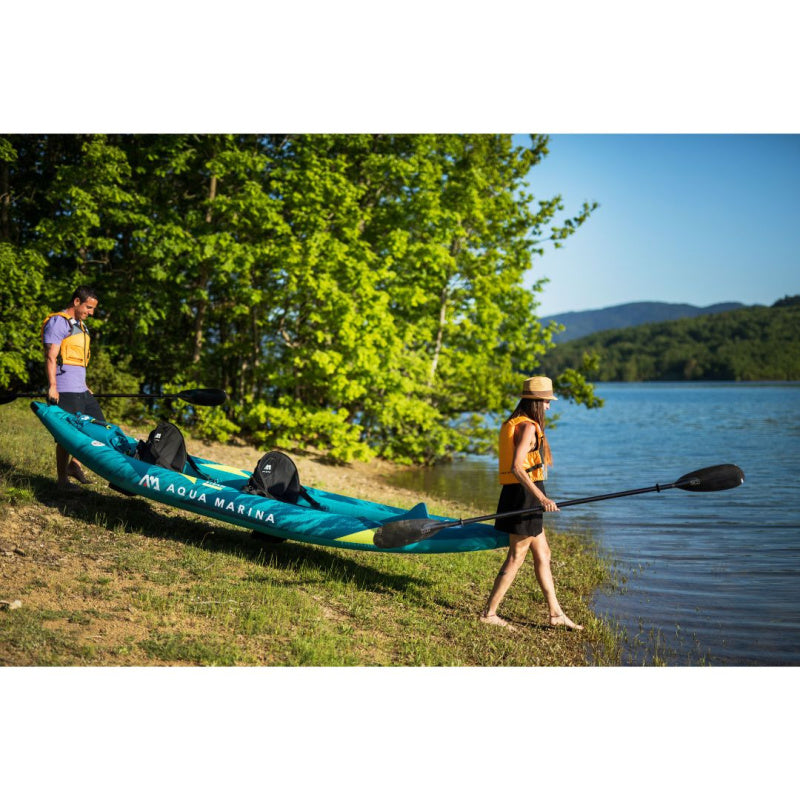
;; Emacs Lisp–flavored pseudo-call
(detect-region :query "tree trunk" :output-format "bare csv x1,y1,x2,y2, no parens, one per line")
429,283,448,387
192,174,217,363
0,159,9,241
428,236,463,386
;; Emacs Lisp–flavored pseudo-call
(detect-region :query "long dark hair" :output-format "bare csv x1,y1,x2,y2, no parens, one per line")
506,398,552,466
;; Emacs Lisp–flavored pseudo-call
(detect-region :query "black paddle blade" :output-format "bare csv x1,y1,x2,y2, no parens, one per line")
373,518,437,549
0,391,21,405
674,464,744,492
0,390,50,405
176,388,227,406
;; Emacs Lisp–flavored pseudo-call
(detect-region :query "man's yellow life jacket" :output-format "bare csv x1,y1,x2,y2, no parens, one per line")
41,311,91,367
498,415,545,484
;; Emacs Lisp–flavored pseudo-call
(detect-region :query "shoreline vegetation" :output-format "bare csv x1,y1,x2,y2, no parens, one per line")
0,402,623,667
541,297,800,382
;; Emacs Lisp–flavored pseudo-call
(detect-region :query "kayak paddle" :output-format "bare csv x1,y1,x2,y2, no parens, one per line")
0,387,227,407
373,463,745,549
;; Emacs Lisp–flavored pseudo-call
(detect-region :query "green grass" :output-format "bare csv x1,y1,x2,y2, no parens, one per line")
0,400,623,666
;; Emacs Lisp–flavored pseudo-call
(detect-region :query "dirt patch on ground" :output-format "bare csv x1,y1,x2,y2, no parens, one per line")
0,442,450,666
2,504,149,663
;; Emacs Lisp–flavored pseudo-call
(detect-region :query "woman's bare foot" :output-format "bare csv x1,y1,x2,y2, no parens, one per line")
67,462,93,484
549,612,583,631
479,613,517,631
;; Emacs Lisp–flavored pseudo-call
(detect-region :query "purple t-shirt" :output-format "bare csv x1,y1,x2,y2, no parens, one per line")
43,315,88,393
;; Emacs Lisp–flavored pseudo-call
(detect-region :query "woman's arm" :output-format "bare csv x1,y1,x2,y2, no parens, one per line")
511,421,559,512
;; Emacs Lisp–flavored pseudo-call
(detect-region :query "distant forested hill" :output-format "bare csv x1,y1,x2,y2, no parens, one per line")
542,301,745,342
541,297,800,381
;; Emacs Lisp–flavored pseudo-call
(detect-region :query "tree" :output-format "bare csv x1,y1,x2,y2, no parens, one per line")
0,241,47,386
540,304,800,382
0,138,51,386
233,134,597,462
0,134,599,463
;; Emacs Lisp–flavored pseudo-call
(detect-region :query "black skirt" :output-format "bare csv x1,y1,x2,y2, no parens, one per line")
494,481,545,537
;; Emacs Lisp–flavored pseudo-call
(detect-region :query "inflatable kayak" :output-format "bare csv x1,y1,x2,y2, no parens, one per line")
31,402,507,554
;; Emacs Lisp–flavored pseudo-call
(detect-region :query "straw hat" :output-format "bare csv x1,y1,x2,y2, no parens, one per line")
520,376,557,400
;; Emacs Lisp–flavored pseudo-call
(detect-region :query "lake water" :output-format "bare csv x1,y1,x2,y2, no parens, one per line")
387,382,800,666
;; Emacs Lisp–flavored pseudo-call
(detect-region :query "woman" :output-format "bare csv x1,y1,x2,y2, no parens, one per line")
480,376,583,631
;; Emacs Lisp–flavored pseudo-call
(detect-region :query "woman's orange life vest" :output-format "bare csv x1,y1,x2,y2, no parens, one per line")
498,415,546,484
41,311,91,367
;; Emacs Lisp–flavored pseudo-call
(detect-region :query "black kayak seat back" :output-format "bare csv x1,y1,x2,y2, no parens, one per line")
134,420,209,479
243,451,323,510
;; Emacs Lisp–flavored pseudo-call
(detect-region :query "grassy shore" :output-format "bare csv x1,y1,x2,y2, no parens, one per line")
0,401,623,666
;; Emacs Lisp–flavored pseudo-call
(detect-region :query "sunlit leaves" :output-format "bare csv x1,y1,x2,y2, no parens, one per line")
2,134,599,463
0,244,47,385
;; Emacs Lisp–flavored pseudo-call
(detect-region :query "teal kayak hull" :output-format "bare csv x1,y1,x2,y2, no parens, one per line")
31,402,507,554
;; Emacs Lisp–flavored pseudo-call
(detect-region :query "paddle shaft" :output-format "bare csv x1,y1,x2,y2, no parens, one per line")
56,393,183,399
436,480,678,532
5,392,186,400
1,387,226,406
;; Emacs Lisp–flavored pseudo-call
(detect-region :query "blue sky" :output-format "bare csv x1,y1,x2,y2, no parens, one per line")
516,134,800,317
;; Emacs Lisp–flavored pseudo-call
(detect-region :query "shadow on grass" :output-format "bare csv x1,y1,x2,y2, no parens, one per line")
2,458,430,597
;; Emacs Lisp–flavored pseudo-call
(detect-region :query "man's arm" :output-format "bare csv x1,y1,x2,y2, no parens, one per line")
45,342,60,404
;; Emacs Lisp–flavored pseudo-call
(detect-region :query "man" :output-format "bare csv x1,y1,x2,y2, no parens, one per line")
41,286,106,489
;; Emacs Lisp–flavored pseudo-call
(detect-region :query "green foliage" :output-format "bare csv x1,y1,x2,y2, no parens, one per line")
554,353,605,409
773,294,800,308
542,304,800,382
0,243,48,386
243,400,374,464
86,348,146,422
1,134,599,463
187,403,241,445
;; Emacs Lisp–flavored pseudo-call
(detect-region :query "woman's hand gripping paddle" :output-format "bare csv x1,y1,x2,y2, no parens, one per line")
373,464,745,549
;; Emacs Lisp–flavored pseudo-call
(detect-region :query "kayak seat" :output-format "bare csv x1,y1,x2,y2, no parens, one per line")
382,502,430,523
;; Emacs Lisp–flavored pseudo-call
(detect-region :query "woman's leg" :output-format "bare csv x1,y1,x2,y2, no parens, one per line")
528,531,583,630
480,534,531,628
